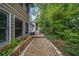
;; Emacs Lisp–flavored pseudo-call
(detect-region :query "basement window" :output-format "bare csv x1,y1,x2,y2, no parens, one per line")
15,17,23,37
0,9,9,42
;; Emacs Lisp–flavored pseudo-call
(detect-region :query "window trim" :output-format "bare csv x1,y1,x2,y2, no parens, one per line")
0,9,9,42
0,7,10,47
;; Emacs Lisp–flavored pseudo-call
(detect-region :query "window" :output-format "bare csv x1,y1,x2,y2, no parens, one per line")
0,9,9,42
15,18,23,37
25,23,28,34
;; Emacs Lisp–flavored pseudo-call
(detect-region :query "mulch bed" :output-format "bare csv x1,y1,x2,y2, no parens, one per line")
10,36,32,56
0,36,32,56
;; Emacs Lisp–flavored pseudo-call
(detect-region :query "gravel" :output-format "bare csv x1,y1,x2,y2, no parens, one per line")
24,34,61,56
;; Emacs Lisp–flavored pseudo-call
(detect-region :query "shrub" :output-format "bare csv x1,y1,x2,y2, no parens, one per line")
0,39,21,56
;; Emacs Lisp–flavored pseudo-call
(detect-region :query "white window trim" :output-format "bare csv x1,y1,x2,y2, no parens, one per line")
0,6,11,47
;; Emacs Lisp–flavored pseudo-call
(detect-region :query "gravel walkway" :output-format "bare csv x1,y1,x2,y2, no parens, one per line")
24,34,62,56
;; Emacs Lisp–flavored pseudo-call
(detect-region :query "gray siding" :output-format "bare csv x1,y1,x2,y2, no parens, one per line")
0,4,28,22
0,3,29,46
11,14,15,39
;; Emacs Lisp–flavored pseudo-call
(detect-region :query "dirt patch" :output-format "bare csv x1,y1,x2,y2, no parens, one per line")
51,40,65,48
51,39,71,56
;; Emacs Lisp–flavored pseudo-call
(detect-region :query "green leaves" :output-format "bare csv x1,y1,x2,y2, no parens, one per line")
37,4,79,55
0,39,21,56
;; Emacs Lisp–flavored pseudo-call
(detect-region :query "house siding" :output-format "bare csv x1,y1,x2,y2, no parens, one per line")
0,3,29,47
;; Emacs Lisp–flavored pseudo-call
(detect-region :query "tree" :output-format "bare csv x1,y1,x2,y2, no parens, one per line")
36,3,79,55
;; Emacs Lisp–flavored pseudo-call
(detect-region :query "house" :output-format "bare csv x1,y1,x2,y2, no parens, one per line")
0,3,29,47
29,5,38,35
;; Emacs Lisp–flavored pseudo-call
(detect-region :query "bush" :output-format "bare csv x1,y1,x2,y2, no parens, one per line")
37,4,79,55
0,39,21,56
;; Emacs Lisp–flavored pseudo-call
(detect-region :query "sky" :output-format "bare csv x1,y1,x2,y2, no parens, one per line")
29,6,39,22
